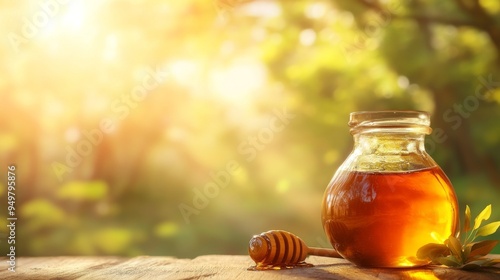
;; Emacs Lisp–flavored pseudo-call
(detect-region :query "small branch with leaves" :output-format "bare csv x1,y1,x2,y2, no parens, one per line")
417,205,500,270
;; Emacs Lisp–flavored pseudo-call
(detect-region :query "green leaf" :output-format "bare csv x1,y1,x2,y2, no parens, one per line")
464,205,471,232
468,240,499,259
464,258,494,267
461,258,494,270
436,256,461,267
416,243,450,260
445,236,463,262
463,243,472,261
417,204,499,270
474,204,492,230
476,221,500,237
57,180,108,201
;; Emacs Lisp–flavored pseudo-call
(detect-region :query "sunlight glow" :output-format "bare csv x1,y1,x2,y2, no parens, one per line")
170,59,200,85
305,3,327,19
60,1,87,31
430,231,446,243
405,271,440,280
210,61,267,105
240,1,281,18
102,34,118,61
300,29,316,46
65,127,81,143
397,76,410,89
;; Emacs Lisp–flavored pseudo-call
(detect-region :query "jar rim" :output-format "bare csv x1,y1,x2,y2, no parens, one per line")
349,110,431,134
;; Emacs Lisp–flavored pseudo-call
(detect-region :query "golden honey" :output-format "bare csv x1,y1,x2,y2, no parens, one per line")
322,165,458,267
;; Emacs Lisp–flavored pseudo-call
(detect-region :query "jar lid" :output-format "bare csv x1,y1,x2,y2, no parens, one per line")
349,111,432,134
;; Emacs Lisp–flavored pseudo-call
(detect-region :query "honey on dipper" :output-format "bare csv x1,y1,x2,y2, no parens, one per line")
248,230,341,270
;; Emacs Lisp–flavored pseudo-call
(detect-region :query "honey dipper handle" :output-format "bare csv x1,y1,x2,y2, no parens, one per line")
307,247,343,258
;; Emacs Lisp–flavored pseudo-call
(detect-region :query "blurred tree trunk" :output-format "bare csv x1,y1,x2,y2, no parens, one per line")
3,95,39,202
409,0,484,175
432,87,482,174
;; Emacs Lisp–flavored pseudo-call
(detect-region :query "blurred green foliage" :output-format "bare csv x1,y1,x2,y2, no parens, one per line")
0,0,499,258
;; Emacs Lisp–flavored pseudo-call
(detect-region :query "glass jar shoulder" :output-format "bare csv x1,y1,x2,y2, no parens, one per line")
337,148,438,173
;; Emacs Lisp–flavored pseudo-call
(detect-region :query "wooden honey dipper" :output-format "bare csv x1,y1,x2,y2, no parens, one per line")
248,230,343,269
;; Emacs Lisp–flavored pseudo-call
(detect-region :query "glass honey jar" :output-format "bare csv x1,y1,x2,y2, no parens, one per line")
321,111,459,267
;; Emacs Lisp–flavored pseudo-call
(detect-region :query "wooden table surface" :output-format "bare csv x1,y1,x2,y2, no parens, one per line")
1,255,499,280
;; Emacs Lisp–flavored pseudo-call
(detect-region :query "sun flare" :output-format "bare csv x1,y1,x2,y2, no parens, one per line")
210,60,267,105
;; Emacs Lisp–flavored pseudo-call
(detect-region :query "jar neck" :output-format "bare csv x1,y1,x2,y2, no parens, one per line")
345,132,436,172
353,132,426,155
345,111,435,172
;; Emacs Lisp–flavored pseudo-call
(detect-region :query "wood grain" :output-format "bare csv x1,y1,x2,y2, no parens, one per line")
0,255,499,279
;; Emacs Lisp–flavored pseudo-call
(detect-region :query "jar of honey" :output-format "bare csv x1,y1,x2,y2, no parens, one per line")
321,111,459,267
